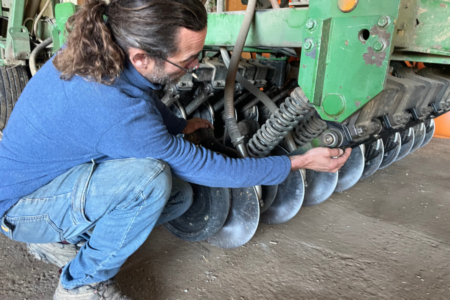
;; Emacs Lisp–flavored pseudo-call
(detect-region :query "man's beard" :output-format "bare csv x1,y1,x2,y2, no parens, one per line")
145,59,185,86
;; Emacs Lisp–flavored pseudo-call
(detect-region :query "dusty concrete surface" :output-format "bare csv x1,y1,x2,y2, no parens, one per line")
1,138,449,300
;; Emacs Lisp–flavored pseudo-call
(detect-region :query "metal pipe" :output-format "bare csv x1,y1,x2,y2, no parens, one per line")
185,84,213,115
33,0,51,42
29,37,52,76
222,0,257,157
217,0,224,13
175,100,187,120
270,0,280,9
213,92,251,112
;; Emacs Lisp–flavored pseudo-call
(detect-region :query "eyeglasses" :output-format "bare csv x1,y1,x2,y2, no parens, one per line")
159,56,200,79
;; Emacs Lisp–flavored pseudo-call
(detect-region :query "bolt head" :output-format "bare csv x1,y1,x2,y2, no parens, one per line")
323,133,336,146
373,40,384,52
303,39,313,51
306,19,316,30
378,16,389,28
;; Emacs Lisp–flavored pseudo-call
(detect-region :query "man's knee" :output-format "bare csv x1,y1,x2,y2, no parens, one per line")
139,159,172,206
174,179,193,211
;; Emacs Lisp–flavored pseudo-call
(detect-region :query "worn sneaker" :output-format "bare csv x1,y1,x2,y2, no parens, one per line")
27,242,84,268
53,279,131,300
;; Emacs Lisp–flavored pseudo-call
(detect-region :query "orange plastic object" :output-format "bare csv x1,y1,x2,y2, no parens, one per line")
338,0,359,13
434,113,450,139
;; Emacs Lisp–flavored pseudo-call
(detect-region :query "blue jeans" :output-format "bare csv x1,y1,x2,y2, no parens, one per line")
0,158,192,289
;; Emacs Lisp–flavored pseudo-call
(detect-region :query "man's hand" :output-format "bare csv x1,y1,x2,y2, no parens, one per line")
289,147,352,173
182,118,214,135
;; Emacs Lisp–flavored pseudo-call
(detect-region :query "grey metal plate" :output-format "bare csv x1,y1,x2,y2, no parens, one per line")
260,146,305,224
420,119,435,148
361,139,384,180
396,127,415,161
207,187,260,249
410,123,426,154
302,170,338,207
380,132,402,169
334,145,365,193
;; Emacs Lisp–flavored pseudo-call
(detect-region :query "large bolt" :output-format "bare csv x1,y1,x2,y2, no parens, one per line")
377,16,389,28
373,40,385,52
306,19,317,31
323,133,336,146
303,39,314,51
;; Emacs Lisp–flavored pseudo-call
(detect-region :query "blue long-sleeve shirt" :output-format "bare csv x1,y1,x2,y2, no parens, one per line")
0,58,291,217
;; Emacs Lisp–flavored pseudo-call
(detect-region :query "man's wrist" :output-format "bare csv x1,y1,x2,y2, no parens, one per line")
289,154,310,171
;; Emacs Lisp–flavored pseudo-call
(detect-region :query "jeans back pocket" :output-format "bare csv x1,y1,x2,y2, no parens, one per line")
4,214,64,243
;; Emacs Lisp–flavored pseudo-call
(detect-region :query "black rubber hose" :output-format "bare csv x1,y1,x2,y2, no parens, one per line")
223,0,257,157
30,37,53,76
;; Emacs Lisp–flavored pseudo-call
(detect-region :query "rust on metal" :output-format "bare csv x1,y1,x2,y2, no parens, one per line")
363,47,387,67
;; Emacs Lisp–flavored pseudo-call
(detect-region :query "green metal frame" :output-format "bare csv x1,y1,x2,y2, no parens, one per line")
3,0,30,64
52,0,450,123
0,0,63,66
52,2,76,53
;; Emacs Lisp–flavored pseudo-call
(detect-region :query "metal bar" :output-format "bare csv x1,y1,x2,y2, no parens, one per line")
289,0,309,6
391,52,450,64
185,85,213,115
5,0,26,61
205,8,308,48
217,0,224,13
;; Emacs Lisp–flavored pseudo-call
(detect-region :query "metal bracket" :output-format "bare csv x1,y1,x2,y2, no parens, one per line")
7,26,31,61
2,0,11,9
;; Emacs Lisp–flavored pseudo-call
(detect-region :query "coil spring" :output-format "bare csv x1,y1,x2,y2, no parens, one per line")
247,92,311,158
293,114,327,147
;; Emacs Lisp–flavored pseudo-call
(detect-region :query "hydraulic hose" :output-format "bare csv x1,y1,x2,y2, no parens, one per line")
30,37,53,76
223,0,257,157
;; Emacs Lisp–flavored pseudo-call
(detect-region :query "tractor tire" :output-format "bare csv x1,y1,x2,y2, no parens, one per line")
0,66,30,132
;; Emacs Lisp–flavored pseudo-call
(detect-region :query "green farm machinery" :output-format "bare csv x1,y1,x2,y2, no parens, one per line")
1,0,450,248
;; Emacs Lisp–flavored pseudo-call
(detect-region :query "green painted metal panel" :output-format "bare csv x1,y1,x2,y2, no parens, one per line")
299,0,401,122
413,0,450,54
394,0,450,56
309,0,401,19
300,15,397,122
53,2,77,54
205,8,308,47
5,0,30,62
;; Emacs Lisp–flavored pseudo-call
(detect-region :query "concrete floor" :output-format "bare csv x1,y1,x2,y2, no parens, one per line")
1,138,449,300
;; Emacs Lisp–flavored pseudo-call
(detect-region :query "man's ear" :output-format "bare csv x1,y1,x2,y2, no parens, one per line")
128,47,154,71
